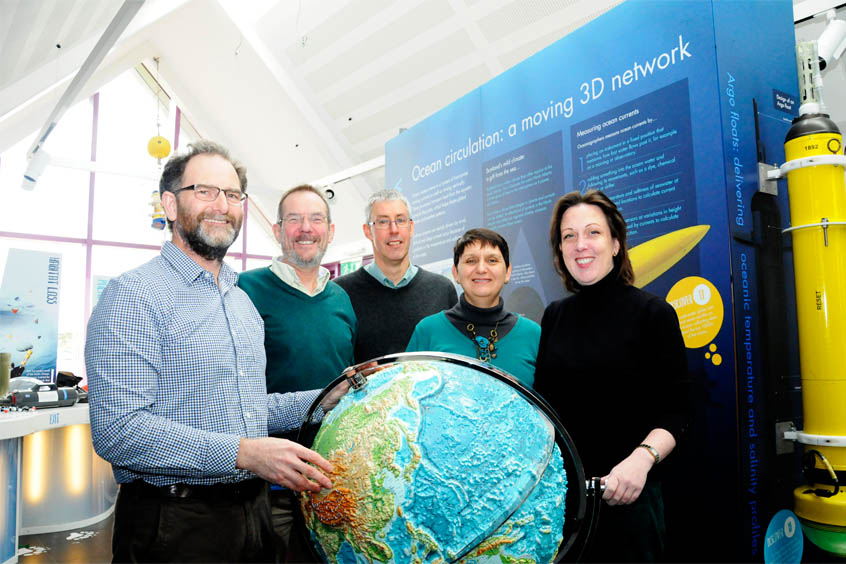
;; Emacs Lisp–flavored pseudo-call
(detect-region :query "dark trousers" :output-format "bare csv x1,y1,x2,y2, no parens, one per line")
270,489,319,563
584,480,667,563
112,480,278,563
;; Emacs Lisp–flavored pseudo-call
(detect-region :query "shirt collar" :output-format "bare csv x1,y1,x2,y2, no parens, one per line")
269,256,331,296
161,241,238,292
364,262,418,289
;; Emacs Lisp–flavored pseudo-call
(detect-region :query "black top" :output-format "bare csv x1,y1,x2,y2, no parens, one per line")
444,293,518,340
334,267,458,363
534,271,692,478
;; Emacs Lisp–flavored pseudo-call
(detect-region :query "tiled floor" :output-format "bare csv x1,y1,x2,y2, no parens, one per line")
17,513,113,564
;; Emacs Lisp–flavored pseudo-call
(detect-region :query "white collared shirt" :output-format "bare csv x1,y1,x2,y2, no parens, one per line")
269,256,331,296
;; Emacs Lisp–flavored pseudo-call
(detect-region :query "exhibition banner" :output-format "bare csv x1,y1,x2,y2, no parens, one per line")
0,248,61,382
714,0,803,553
385,0,799,557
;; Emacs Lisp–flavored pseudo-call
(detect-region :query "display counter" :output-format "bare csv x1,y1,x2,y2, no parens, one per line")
0,404,117,564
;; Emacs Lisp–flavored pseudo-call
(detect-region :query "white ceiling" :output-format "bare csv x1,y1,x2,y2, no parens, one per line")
0,0,625,256
0,0,119,91
1,0,844,259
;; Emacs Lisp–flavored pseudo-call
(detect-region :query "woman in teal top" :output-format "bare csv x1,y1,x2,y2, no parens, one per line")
406,228,540,387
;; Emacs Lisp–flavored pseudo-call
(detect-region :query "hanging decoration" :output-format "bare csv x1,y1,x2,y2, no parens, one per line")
150,191,166,230
147,135,171,160
148,57,170,230
146,57,172,162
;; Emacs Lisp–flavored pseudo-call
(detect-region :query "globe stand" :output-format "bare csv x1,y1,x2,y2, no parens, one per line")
295,352,602,563
562,476,604,562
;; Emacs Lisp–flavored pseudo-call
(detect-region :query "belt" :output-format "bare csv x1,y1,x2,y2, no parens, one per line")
121,479,265,501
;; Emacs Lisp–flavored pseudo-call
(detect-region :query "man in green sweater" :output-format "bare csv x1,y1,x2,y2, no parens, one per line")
238,184,356,561
335,189,457,363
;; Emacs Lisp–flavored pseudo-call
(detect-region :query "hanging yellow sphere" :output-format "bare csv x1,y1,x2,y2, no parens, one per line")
147,136,172,159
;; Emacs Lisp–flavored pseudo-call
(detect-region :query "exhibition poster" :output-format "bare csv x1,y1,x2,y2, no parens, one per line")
385,0,798,557
0,248,61,383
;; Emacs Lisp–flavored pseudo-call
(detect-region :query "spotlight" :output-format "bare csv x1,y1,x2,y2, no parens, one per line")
22,150,51,191
817,10,846,70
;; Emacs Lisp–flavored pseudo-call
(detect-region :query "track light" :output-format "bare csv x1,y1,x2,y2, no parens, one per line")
21,150,51,191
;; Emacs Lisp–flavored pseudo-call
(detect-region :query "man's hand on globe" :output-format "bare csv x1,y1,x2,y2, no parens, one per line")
236,437,334,492
321,361,383,411
321,378,350,412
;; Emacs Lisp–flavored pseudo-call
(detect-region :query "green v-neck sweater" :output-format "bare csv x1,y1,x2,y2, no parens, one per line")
238,267,357,395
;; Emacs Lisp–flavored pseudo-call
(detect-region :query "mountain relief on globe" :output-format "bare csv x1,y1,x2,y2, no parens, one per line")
301,359,567,564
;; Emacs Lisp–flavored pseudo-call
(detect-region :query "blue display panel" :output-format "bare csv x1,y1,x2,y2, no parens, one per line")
386,0,799,558
571,79,697,244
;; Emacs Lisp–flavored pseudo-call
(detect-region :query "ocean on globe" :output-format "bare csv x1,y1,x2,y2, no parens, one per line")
301,358,567,564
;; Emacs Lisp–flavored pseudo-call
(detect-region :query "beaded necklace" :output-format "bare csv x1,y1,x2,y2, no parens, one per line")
465,320,500,362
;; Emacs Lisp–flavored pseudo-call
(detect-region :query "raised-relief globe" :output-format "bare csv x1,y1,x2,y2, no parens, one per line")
300,356,567,563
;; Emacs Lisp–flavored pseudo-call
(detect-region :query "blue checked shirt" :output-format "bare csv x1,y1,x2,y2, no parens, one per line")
86,242,319,486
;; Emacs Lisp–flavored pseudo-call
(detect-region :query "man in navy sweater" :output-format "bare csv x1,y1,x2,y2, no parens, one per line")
335,189,457,363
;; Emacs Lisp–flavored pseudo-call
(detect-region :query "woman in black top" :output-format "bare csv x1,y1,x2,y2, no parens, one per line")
534,190,691,562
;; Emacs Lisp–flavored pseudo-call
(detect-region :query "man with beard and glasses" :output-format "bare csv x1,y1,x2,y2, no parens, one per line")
85,141,348,563
239,184,356,560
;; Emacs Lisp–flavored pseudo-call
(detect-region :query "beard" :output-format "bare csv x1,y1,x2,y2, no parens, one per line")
282,236,327,269
175,210,241,262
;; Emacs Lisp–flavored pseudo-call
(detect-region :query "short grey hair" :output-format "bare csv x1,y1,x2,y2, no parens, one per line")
365,189,412,223
277,184,332,224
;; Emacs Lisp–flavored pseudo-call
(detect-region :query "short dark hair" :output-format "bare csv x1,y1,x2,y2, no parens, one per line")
453,228,510,267
158,140,248,229
277,184,331,224
549,190,634,292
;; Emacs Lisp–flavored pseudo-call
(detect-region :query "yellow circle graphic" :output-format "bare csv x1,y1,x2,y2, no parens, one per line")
666,276,724,349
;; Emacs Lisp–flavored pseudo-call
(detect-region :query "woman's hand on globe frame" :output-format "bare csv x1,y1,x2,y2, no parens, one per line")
600,450,652,505
600,427,676,505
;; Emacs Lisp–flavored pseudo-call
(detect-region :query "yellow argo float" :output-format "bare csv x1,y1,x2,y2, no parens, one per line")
782,108,846,556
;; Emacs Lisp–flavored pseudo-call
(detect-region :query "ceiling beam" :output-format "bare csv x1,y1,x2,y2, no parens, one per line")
312,154,385,187
216,0,376,201
795,0,846,23
446,0,503,76
26,0,146,161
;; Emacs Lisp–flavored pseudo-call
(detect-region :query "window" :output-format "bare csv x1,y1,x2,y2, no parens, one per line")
0,66,275,382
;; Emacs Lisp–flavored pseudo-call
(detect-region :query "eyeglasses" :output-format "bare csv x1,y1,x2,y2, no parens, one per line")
175,184,246,204
368,217,412,230
279,213,328,227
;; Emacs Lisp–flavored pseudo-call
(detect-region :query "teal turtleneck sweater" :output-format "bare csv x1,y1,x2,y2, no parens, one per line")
406,294,540,387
